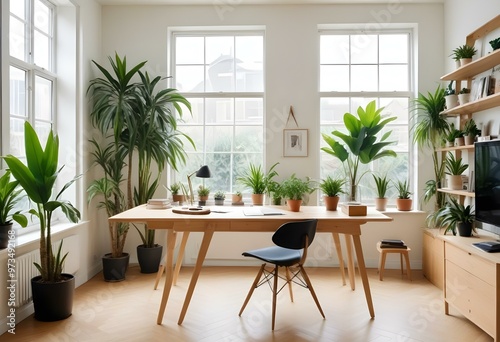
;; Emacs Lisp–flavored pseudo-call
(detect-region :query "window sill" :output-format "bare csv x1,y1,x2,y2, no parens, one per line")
0,221,88,256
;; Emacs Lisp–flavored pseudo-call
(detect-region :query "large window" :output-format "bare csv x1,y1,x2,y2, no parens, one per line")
172,30,264,194
319,31,413,204
9,0,55,163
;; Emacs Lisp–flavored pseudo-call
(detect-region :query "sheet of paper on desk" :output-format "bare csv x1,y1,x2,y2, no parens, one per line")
243,208,284,216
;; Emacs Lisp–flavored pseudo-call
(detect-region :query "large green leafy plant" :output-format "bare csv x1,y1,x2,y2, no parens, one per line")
321,100,397,201
2,122,80,282
0,171,28,227
87,54,192,255
410,86,449,216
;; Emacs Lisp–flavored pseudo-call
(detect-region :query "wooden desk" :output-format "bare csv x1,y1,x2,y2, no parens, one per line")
109,205,392,325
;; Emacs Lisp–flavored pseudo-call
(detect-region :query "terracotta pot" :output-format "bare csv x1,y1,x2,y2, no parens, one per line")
460,58,472,67
286,199,302,212
374,197,388,211
251,194,264,206
231,194,242,203
454,137,464,146
323,196,340,211
396,198,412,211
172,194,185,204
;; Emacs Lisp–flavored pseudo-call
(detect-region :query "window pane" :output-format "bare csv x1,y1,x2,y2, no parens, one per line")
10,0,25,19
206,126,232,152
380,65,408,91
10,118,26,158
176,65,204,92
351,35,377,64
206,98,234,124
235,98,263,124
380,34,408,63
351,65,377,91
182,98,204,124
176,37,204,64
34,30,50,70
34,121,52,148
235,126,262,152
10,67,27,117
9,16,25,60
179,126,203,152
206,153,231,192
34,0,50,35
379,98,409,124
206,36,233,64
320,65,349,91
236,36,263,92
320,97,349,124
207,58,234,92
35,75,53,121
320,35,349,64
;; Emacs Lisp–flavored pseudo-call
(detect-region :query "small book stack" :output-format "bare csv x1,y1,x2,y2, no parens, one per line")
380,239,407,249
146,199,171,210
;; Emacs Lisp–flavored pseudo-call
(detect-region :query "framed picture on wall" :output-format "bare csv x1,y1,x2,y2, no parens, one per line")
283,129,308,157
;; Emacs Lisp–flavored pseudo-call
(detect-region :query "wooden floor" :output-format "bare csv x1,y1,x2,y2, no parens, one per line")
1,265,493,342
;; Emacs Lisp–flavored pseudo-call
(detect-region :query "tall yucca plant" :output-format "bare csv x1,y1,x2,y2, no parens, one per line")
410,86,449,215
2,122,80,282
321,100,397,202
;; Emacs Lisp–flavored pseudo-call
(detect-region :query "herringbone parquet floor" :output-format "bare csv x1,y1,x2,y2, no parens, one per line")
1,265,493,342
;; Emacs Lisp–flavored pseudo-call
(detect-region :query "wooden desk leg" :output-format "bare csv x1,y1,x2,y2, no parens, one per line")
178,226,215,325
352,234,375,318
344,234,355,290
173,232,190,286
157,229,177,325
154,231,177,290
332,233,346,286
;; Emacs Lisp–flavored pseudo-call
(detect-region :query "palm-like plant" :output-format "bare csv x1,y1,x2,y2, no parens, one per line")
319,176,346,197
434,197,475,235
372,174,390,198
410,86,449,211
237,162,279,195
321,100,397,202
394,179,412,199
445,152,468,176
2,122,80,282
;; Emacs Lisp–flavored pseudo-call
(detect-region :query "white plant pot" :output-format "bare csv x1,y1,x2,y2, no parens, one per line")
448,175,464,190
460,58,472,66
458,93,470,105
445,95,459,109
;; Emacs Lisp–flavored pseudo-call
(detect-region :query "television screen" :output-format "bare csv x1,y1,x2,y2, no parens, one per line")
475,140,500,232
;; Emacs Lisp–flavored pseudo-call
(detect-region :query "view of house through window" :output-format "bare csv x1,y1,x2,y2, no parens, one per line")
319,31,413,204
172,31,264,196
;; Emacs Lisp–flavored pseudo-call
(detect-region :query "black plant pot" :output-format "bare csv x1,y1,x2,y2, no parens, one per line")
457,222,473,237
31,273,75,321
102,253,130,282
0,223,13,249
137,244,163,274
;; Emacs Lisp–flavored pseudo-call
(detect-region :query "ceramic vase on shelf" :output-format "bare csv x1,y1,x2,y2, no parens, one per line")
445,95,459,110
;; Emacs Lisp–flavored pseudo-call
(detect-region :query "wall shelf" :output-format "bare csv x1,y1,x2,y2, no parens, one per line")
436,144,475,152
437,188,475,197
441,92,500,116
441,48,500,82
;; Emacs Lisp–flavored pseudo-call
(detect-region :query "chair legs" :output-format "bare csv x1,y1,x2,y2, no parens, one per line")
239,263,325,330
239,264,265,317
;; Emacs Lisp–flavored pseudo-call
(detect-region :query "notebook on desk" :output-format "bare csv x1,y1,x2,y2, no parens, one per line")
243,208,284,216
473,241,500,253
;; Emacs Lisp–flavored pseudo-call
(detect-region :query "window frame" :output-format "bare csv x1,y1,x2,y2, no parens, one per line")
318,28,415,206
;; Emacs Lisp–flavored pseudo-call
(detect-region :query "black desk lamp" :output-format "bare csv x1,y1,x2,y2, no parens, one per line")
187,165,212,205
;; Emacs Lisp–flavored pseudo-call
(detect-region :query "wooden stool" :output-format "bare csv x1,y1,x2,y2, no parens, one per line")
376,241,412,281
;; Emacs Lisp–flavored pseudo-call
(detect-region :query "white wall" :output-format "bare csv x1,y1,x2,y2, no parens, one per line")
99,3,444,266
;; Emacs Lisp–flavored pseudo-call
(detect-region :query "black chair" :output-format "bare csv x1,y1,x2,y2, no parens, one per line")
238,219,325,330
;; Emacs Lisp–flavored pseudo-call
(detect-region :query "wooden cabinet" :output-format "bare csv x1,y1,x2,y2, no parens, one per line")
423,229,444,290
441,234,500,341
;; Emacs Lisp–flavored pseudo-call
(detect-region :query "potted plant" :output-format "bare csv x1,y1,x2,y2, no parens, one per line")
237,162,279,205
451,44,477,66
319,175,346,211
372,174,390,211
198,185,210,205
410,86,448,215
434,197,475,236
231,191,243,205
321,101,397,202
444,81,458,110
2,122,80,321
214,191,225,205
458,87,471,105
463,118,480,145
443,123,462,147
87,54,192,277
445,152,468,190
168,182,187,204
394,179,412,211
267,179,282,205
0,171,28,249
279,174,316,212
490,37,500,51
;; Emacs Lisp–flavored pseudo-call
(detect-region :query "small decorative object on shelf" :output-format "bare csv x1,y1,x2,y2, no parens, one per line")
444,152,468,190
444,81,458,109
489,37,500,51
463,118,480,145
458,87,470,105
451,44,477,66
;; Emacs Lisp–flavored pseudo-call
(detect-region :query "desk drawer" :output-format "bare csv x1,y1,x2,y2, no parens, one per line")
445,260,495,336
445,242,496,286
